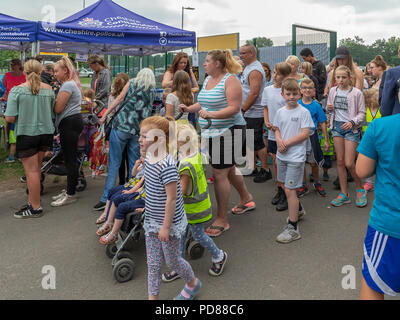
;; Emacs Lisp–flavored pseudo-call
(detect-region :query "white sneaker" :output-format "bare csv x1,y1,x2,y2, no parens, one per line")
52,189,66,201
51,193,77,207
238,167,258,176
276,224,301,244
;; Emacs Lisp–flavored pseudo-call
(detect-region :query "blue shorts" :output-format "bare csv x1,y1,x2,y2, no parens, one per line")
331,121,361,143
322,155,332,169
362,225,400,296
267,140,277,155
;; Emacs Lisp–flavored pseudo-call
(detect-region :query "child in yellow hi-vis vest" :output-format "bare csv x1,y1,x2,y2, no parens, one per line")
162,122,227,282
318,124,335,181
362,88,381,192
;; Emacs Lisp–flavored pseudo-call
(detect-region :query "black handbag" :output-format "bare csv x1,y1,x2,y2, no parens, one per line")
103,84,143,140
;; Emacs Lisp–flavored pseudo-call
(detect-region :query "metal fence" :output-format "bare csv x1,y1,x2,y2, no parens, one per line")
109,52,184,87
108,25,336,87
196,50,240,85
259,43,330,71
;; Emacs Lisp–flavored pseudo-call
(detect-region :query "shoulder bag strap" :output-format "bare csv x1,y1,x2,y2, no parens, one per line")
104,83,144,130
109,83,144,120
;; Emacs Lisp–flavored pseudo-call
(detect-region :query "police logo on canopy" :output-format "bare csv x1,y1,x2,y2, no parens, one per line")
78,17,103,28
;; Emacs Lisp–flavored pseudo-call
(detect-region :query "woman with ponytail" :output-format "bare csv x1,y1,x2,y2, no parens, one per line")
51,57,84,207
5,59,55,218
179,49,255,238
370,55,387,89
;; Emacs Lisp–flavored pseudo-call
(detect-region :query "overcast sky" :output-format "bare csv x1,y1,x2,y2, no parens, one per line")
3,0,399,44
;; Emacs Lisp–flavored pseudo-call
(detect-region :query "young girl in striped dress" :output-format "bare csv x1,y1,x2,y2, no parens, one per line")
139,116,201,300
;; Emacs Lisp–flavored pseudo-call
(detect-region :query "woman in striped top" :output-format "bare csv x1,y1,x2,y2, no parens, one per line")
179,49,255,238
139,116,201,300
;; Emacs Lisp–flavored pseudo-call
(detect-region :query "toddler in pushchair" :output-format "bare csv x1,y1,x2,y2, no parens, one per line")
95,155,146,283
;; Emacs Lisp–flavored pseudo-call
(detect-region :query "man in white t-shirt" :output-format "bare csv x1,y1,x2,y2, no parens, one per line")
273,78,314,244
262,62,292,212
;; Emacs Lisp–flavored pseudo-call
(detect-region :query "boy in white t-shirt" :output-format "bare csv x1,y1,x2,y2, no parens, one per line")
273,78,314,244
262,62,292,212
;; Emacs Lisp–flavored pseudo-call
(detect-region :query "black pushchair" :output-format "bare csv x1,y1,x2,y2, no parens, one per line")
26,99,105,195
33,135,87,195
104,209,205,283
105,209,145,283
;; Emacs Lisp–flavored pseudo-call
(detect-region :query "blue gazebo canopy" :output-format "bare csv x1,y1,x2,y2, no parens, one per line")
37,0,196,55
0,13,37,51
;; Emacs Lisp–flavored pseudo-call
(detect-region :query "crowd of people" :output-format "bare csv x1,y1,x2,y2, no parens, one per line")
1,43,399,300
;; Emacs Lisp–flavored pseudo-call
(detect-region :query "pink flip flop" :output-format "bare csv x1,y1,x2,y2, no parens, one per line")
205,224,230,238
231,201,256,215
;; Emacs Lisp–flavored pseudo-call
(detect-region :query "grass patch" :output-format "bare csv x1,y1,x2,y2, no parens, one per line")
79,77,92,85
0,147,25,182
0,117,23,181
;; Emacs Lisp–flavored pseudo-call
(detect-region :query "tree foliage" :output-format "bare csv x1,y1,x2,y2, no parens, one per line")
0,50,19,69
339,36,400,67
246,37,273,48
285,40,305,46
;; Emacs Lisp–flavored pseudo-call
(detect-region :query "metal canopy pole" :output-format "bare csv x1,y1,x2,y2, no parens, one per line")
36,41,40,56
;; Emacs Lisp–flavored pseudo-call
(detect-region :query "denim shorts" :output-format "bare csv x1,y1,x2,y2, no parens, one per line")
331,121,361,143
276,158,305,190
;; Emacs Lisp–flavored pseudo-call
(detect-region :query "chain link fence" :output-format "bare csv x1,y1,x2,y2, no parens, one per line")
109,52,189,87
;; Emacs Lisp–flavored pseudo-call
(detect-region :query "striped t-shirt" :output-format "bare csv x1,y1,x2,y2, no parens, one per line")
143,154,187,238
198,73,245,138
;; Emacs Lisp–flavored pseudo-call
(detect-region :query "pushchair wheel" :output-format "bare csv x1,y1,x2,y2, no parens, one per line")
26,183,44,196
76,178,87,192
105,243,118,259
187,241,205,260
117,251,134,261
113,258,135,283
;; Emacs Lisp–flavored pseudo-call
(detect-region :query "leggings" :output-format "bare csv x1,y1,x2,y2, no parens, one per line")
180,224,223,263
59,114,83,196
146,233,195,296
